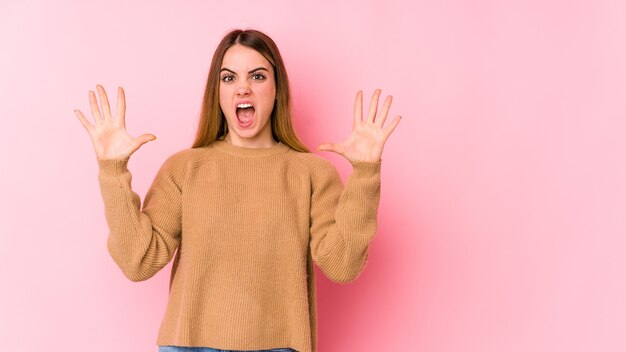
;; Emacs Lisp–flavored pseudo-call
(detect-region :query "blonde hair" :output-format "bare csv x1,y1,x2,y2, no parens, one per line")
192,29,309,153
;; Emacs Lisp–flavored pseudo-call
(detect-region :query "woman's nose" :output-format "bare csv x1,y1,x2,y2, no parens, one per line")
236,80,251,95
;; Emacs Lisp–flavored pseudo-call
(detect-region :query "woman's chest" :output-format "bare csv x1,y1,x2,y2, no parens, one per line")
180,161,312,244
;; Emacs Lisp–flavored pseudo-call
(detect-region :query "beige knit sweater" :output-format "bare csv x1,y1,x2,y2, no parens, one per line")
97,139,381,352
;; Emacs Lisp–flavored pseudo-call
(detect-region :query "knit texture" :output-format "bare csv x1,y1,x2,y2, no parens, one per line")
97,139,382,352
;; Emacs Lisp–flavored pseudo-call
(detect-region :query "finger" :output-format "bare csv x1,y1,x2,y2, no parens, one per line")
117,86,126,128
89,90,103,121
376,95,393,129
96,84,112,119
367,89,382,123
353,90,363,127
383,116,402,140
74,109,94,133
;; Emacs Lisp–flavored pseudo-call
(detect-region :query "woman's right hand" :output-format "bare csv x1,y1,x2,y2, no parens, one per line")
75,84,156,160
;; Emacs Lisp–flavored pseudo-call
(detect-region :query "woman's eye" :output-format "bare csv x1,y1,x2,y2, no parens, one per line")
251,73,266,81
221,75,234,83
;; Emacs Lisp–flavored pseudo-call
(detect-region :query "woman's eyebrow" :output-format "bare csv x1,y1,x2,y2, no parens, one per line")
248,67,269,73
219,67,269,74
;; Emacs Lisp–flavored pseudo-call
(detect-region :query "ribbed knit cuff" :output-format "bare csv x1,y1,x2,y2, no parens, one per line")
349,159,382,178
97,158,130,177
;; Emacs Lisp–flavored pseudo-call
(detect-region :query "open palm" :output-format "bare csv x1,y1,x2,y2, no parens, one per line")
318,89,401,162
74,84,156,160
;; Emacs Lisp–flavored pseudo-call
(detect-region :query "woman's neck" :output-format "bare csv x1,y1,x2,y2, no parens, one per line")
224,133,278,148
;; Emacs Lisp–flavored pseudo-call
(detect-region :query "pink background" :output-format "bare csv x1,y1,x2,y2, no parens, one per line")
1,0,625,351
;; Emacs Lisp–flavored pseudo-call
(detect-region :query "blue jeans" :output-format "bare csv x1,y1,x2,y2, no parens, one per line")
159,347,295,352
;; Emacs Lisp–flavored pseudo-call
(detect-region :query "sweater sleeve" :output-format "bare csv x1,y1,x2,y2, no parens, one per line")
309,158,382,283
97,153,185,282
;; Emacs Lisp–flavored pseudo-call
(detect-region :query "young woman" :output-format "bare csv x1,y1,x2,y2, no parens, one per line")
75,29,401,352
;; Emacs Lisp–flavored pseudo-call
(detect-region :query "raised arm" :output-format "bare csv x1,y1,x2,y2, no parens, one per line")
97,154,185,282
75,85,180,281
311,89,401,282
309,158,381,283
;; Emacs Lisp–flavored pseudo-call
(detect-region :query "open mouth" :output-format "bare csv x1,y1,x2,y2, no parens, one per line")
236,103,255,127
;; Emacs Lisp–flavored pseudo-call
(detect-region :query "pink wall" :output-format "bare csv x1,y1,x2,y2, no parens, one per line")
1,0,625,351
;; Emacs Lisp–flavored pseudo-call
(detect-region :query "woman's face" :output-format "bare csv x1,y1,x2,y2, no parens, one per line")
219,44,276,148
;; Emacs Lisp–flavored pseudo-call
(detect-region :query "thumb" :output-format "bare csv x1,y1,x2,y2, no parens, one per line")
317,142,343,154
135,133,157,148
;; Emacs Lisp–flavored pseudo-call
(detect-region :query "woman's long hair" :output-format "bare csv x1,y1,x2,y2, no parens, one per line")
192,29,310,152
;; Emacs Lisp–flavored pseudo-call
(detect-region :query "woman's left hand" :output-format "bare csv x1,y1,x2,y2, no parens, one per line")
317,89,401,162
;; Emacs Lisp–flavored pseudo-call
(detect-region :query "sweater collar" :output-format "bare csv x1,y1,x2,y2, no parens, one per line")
212,139,291,158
